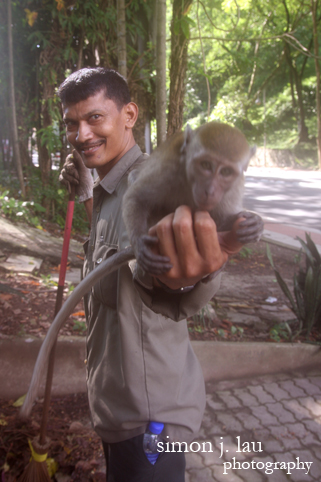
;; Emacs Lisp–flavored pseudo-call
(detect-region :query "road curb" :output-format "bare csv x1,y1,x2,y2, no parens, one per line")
1,337,321,399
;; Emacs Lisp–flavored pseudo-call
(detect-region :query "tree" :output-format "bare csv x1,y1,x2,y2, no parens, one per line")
156,0,167,144
311,0,321,168
7,0,25,196
117,0,127,77
167,0,193,137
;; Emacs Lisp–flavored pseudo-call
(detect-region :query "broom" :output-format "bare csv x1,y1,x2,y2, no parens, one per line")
19,185,76,481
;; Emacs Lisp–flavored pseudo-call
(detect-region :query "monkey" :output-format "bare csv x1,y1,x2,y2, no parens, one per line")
20,121,263,418
122,121,262,275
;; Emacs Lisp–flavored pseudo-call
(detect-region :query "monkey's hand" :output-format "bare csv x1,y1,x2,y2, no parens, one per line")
59,150,93,203
235,211,264,244
135,234,173,276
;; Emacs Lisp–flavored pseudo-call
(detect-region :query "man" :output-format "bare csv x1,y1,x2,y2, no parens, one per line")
58,67,242,481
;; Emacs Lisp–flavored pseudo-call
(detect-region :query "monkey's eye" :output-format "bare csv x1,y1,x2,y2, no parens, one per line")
220,167,234,177
200,160,212,171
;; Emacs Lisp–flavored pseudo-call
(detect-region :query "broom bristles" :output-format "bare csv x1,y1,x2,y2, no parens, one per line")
18,436,51,482
18,460,51,482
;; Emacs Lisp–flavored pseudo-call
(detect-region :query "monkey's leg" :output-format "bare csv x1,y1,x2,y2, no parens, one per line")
235,211,264,244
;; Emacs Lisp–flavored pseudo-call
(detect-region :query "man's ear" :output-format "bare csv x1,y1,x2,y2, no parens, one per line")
124,102,139,128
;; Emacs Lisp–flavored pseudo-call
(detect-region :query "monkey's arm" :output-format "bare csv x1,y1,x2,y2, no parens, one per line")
219,211,263,245
235,211,264,244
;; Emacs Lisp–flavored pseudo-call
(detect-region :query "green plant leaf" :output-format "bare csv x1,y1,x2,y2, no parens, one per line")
304,266,317,334
305,232,321,265
274,270,299,318
266,243,275,269
296,237,315,268
293,274,305,322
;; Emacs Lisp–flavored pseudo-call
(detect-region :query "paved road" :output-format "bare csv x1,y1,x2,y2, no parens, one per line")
244,168,321,231
185,369,321,481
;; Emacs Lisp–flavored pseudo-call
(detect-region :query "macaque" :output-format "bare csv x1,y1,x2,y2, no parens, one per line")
123,121,263,275
20,121,263,418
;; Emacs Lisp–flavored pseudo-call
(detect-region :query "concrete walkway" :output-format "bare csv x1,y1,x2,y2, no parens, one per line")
185,369,321,481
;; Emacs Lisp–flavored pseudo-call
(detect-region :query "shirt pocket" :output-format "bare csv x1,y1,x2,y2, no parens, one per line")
92,243,118,309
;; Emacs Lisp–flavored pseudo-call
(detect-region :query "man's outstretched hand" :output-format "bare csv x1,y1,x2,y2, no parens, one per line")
148,206,245,291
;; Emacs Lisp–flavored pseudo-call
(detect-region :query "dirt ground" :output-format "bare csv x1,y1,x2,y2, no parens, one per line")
0,240,303,340
0,238,320,481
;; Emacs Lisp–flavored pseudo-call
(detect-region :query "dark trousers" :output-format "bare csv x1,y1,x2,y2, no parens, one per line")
102,434,186,482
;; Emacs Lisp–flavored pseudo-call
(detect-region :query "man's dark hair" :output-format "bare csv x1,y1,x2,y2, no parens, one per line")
58,67,131,110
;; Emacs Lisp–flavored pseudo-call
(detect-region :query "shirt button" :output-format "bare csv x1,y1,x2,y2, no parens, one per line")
96,258,103,264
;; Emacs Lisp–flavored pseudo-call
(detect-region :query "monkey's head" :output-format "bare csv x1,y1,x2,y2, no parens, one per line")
181,122,255,211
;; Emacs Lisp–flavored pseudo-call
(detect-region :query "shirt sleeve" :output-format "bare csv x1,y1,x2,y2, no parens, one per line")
130,261,222,322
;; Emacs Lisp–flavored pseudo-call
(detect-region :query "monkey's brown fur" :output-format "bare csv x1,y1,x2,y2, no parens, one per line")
123,121,261,275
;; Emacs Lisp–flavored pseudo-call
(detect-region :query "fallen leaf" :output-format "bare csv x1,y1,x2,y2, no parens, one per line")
30,280,40,286
0,417,8,426
12,394,26,407
0,293,13,301
13,309,22,315
72,311,85,317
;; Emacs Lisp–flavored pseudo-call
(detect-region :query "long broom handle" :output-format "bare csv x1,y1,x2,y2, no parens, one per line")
39,185,76,445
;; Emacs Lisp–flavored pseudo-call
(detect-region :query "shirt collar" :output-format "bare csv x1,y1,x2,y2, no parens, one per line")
95,144,142,194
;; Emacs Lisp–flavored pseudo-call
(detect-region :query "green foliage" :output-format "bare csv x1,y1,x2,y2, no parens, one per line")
266,235,321,339
38,125,62,156
183,0,320,164
1,168,89,234
40,274,58,288
230,325,244,337
73,320,87,333
0,189,46,228
238,246,253,259
269,322,291,342
25,168,89,234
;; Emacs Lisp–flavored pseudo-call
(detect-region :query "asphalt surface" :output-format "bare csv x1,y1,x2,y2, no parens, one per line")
244,167,321,230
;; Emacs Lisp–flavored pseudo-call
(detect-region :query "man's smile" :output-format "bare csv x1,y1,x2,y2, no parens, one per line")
80,141,105,156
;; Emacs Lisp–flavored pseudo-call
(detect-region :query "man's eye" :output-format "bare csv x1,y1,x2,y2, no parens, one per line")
65,121,76,130
91,114,101,121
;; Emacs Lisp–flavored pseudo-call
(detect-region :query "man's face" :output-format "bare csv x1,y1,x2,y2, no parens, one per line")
63,90,136,178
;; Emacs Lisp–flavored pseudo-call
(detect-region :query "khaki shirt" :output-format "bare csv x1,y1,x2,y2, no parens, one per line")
84,144,222,444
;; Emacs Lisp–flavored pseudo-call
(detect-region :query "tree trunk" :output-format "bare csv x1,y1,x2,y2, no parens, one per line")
156,0,167,145
167,0,193,137
312,0,321,169
284,43,309,143
7,0,25,196
117,0,127,77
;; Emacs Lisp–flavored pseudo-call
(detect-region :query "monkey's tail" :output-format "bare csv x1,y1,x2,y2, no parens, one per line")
20,246,135,419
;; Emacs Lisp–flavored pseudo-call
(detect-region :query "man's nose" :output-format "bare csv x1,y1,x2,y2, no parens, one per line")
75,122,93,143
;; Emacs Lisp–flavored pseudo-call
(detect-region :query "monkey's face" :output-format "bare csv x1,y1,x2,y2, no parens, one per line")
186,152,241,211
62,90,138,179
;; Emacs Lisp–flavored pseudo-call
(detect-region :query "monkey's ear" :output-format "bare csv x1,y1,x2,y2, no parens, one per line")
180,124,193,160
243,145,257,172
